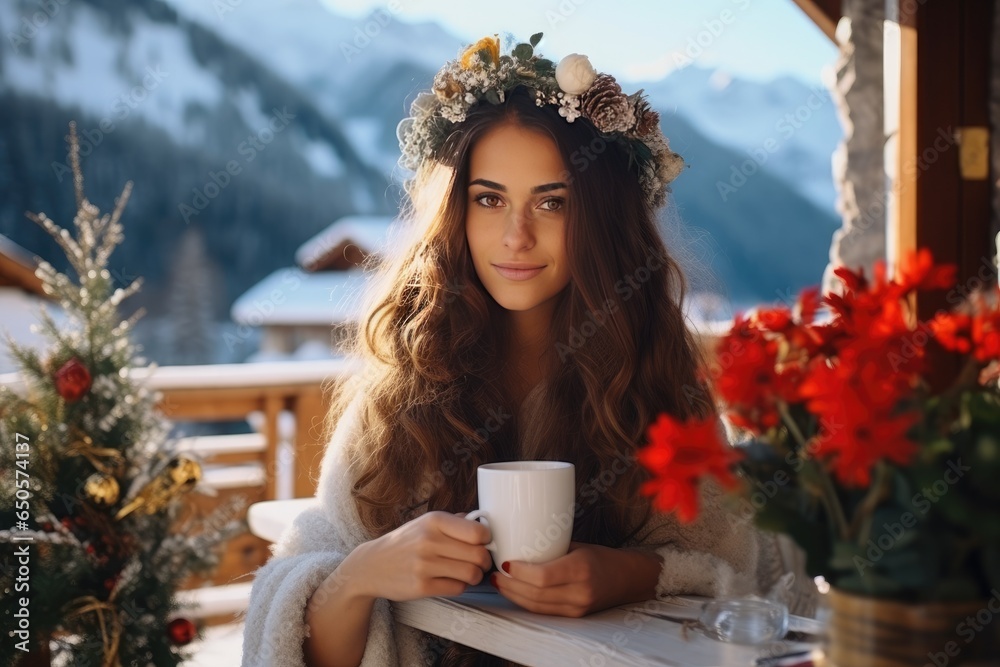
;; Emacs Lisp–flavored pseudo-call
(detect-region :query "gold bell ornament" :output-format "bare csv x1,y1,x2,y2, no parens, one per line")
84,473,121,507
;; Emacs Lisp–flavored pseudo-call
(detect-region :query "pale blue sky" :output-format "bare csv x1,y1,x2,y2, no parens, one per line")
319,0,837,84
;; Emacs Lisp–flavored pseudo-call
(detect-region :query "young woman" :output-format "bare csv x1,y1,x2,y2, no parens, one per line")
241,34,815,667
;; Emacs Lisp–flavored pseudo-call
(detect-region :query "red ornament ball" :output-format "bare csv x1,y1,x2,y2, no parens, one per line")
54,357,92,402
167,618,197,645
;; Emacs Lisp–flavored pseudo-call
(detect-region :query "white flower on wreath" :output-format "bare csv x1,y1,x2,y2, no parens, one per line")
555,54,598,95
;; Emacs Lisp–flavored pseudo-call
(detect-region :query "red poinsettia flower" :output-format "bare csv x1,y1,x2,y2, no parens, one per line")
754,306,793,333
712,320,785,432
796,286,821,325
896,248,957,293
930,312,973,354
811,392,919,486
638,414,742,523
832,264,870,295
971,309,1000,362
799,342,920,485
930,289,1000,363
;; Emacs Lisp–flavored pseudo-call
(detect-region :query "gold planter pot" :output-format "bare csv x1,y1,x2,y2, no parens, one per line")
826,588,1000,667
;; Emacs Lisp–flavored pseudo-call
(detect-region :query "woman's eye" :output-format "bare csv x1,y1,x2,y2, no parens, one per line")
540,198,564,212
474,194,503,209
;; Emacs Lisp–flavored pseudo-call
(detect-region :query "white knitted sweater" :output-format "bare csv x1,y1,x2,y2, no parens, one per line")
240,387,816,667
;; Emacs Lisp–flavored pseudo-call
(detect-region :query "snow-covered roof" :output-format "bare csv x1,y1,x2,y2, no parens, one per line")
294,215,398,272
230,267,374,326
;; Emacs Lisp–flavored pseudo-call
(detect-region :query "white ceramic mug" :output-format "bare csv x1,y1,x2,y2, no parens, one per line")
465,461,575,578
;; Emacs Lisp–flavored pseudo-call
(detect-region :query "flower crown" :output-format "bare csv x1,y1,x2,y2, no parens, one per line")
396,32,686,211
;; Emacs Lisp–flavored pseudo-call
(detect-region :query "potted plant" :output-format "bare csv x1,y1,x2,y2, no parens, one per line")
638,250,1000,666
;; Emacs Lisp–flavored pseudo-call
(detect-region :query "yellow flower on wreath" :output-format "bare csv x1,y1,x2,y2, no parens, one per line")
461,34,500,69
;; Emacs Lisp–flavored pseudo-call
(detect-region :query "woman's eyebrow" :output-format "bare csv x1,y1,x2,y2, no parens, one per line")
468,178,567,194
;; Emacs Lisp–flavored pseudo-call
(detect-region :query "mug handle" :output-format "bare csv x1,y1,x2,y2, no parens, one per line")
464,509,497,552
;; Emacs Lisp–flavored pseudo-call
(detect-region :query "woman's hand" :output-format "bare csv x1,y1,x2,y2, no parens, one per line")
491,542,662,617
346,511,493,602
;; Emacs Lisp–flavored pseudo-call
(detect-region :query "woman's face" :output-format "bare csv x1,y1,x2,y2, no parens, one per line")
465,122,572,317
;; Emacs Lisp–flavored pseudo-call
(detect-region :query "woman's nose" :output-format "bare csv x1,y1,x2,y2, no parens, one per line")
502,210,535,250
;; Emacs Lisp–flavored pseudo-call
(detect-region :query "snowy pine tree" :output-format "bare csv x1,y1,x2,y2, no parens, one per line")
165,226,217,365
0,124,245,667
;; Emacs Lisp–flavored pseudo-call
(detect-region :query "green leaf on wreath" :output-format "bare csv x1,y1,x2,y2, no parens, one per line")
529,32,543,47
535,58,555,75
512,43,533,61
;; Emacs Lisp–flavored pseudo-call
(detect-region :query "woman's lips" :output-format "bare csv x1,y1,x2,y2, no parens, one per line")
492,264,545,281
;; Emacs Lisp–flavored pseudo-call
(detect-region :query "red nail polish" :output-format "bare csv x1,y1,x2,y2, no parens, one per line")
501,561,510,574
490,573,498,587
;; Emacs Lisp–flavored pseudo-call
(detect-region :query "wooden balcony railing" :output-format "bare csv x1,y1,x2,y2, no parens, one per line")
0,358,359,608
136,358,359,499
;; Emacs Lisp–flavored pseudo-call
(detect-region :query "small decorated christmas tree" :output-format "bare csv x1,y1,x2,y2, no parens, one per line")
0,124,245,666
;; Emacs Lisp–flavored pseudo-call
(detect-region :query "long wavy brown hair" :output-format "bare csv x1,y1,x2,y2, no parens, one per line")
321,86,711,666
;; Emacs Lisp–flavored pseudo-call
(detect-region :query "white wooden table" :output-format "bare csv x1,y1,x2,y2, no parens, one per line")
248,500,819,667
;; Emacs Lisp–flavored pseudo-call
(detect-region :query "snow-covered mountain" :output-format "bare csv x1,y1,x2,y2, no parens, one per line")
1,0,842,355
159,0,842,306
642,66,841,211
163,0,841,211
0,0,394,323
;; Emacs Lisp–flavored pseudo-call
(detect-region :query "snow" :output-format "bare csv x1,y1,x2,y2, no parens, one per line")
2,5,125,113
0,2,223,147
294,214,397,269
297,136,345,178
128,357,360,390
0,288,67,375
161,0,459,107
231,86,272,134
230,267,374,326
642,65,840,210
125,14,225,141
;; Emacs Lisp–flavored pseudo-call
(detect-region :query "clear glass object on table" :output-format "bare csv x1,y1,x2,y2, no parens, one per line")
698,597,789,644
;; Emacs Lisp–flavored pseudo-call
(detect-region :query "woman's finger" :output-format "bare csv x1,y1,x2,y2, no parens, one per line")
419,556,487,586
432,511,492,545
494,572,590,607
495,581,588,617
504,554,582,588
